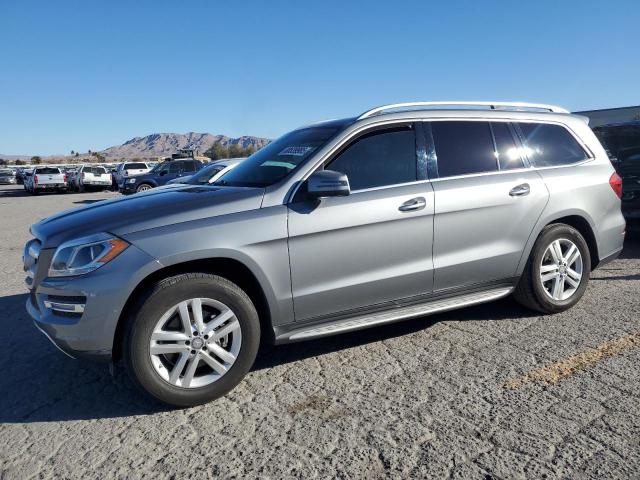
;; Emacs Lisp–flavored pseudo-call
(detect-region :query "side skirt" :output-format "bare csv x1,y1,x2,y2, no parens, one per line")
274,284,514,344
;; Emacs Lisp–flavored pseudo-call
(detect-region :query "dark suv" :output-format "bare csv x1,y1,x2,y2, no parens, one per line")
593,121,640,229
121,159,204,194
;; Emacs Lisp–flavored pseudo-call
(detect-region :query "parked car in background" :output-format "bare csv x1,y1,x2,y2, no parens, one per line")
120,158,204,194
24,166,67,194
165,158,245,187
0,168,17,184
114,161,150,189
69,165,112,192
593,121,640,229
23,102,625,407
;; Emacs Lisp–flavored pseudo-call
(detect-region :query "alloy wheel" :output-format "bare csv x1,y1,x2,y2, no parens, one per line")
539,238,583,301
149,298,242,388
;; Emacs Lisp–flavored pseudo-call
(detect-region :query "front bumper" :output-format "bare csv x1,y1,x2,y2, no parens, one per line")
119,182,139,194
26,242,160,361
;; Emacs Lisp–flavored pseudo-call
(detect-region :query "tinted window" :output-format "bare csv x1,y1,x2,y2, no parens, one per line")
214,126,339,188
431,121,497,177
326,126,416,190
83,166,106,174
125,163,147,169
517,123,587,167
182,161,196,172
35,167,60,174
492,122,525,170
169,162,181,173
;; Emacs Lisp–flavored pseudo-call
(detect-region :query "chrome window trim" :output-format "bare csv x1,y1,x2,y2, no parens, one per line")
345,179,432,195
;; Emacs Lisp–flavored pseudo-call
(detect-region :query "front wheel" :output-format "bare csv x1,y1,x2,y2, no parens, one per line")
513,224,591,314
124,273,260,407
136,183,153,193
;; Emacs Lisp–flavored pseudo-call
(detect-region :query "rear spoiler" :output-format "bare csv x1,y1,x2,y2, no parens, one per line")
573,114,590,125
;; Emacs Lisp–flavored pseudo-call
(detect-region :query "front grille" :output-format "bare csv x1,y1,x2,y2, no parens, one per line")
47,294,86,303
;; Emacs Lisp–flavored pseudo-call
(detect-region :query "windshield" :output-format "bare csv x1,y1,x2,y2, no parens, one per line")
0,169,13,175
188,164,224,184
213,126,339,187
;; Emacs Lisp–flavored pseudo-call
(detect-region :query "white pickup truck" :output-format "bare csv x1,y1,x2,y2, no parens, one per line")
70,164,112,192
114,161,150,189
25,166,67,195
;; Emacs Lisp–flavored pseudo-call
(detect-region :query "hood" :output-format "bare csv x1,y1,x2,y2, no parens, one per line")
32,185,264,248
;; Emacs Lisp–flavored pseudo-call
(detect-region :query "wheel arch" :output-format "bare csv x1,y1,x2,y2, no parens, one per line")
112,256,275,362
517,210,600,276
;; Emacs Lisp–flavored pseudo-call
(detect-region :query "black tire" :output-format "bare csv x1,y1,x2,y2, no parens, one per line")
513,224,591,314
124,273,260,407
136,183,153,193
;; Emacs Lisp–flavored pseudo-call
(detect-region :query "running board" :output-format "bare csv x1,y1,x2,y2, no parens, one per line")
276,286,513,343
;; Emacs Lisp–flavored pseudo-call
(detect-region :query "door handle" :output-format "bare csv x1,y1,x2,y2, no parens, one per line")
399,197,426,212
509,183,530,197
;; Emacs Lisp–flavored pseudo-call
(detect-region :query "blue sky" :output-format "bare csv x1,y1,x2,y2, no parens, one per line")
1,0,638,155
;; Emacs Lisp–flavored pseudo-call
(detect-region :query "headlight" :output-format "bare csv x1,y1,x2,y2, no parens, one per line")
127,178,136,184
48,233,129,277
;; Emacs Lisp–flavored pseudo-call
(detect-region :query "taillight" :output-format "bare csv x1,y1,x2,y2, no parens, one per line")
64,174,67,183
609,172,623,199
34,175,38,185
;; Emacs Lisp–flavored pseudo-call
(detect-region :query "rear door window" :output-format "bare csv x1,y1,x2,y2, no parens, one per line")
430,121,497,177
516,122,588,167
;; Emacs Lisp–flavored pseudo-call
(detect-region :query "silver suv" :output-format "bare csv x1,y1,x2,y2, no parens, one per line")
24,102,626,406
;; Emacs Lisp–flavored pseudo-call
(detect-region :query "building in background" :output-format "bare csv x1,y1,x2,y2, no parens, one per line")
575,105,640,127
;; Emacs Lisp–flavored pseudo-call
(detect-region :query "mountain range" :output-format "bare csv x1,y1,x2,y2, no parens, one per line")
1,132,271,161
100,132,271,159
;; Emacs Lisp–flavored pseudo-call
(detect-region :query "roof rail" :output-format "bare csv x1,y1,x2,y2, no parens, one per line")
358,101,570,119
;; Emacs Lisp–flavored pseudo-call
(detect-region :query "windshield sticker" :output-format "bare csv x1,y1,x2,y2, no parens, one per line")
278,146,314,157
261,160,297,169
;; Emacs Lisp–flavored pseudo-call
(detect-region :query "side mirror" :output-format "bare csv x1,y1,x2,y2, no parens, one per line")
307,169,350,198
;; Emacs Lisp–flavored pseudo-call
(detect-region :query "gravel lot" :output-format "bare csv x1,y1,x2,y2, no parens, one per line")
1,183,639,479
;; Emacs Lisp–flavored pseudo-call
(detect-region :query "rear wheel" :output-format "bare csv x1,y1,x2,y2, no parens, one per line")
124,273,260,407
513,224,591,313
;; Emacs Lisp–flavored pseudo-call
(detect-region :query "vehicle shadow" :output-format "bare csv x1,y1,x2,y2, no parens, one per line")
0,291,533,424
0,186,30,197
0,293,172,424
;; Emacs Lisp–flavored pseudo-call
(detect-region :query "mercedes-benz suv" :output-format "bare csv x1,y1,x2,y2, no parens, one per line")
24,102,626,406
